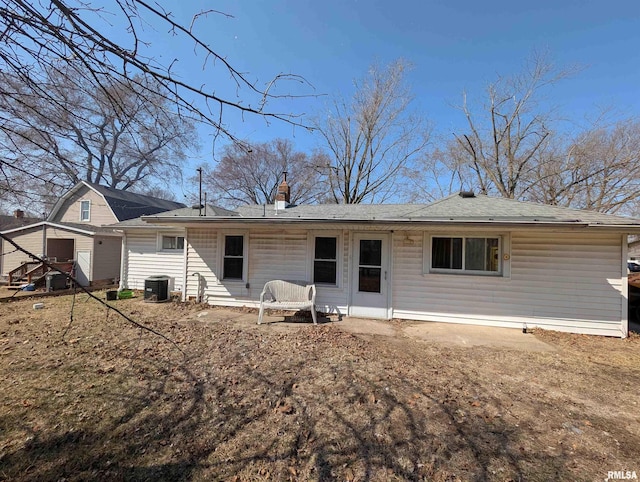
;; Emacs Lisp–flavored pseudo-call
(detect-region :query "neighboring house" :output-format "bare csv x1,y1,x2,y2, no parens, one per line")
114,204,236,292
130,182,640,338
628,237,640,261
0,210,41,277
0,181,184,286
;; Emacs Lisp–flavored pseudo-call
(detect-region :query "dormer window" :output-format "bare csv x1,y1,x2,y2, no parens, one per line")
80,200,91,222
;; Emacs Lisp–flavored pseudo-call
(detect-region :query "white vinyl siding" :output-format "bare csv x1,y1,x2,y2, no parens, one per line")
249,230,307,291
185,228,221,301
182,227,349,315
247,230,349,315
393,230,626,337
179,225,625,336
123,230,185,291
185,228,250,304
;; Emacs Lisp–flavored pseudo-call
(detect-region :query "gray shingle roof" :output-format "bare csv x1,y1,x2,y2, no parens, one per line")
232,194,640,226
86,183,186,220
0,214,41,231
113,204,238,228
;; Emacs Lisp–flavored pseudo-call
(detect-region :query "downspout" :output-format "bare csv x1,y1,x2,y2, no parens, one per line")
118,231,127,290
42,223,47,260
181,229,188,302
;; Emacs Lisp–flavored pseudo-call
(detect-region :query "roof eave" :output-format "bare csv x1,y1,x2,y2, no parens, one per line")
1,220,123,236
140,215,640,231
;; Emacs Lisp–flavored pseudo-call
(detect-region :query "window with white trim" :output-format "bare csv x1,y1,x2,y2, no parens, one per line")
313,236,338,285
80,200,90,221
223,234,245,280
429,236,501,274
161,235,184,250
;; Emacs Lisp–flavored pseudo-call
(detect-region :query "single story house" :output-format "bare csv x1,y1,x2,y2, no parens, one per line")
121,182,640,338
1,181,184,286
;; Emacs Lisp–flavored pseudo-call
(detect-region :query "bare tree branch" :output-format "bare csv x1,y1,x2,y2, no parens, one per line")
200,139,328,208
447,52,575,199
0,0,317,209
316,59,431,204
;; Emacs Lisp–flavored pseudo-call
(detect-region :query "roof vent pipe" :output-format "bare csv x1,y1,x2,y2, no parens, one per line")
459,191,475,198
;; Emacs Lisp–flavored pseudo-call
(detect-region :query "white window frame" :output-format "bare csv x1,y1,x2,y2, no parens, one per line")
79,200,91,222
308,231,342,287
218,231,248,282
424,233,505,276
158,233,185,252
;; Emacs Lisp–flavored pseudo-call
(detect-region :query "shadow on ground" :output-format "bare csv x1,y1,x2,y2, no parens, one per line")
2,302,637,481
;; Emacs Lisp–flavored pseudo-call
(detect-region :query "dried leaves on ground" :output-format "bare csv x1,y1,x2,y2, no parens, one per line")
0,293,638,481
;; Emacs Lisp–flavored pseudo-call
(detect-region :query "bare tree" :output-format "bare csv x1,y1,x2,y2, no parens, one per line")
0,0,311,204
526,120,640,214
0,69,197,202
449,52,573,199
316,59,431,204
401,145,467,203
201,139,327,208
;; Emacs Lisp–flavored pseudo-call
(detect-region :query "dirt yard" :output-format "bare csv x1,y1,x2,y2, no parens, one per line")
1,292,638,481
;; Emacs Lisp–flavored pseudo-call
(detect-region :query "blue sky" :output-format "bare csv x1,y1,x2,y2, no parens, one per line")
131,0,640,182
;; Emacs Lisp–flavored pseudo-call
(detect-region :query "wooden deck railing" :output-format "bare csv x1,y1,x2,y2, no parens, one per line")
8,261,75,286
8,261,40,285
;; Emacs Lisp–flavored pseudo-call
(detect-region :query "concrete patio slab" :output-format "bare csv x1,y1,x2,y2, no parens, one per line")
400,321,556,352
194,307,555,352
334,316,554,352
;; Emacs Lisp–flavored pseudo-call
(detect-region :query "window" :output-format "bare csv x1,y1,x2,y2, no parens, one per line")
223,235,244,280
161,235,184,250
80,200,90,221
430,236,500,274
313,236,338,284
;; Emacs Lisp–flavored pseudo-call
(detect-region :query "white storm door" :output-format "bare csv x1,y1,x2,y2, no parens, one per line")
76,250,91,286
350,233,390,319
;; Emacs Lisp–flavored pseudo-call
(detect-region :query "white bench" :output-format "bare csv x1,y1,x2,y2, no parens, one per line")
258,280,317,325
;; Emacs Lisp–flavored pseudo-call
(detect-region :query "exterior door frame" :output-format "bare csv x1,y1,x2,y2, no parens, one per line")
349,231,391,319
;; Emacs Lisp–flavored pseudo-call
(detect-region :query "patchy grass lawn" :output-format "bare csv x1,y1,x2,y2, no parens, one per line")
0,292,639,481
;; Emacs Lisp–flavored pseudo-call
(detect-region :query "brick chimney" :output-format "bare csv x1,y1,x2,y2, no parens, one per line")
274,172,290,211
14,209,24,219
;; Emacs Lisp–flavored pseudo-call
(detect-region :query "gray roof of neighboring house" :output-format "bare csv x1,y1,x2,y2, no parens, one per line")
47,181,186,222
231,194,640,226
112,204,238,228
87,182,186,220
0,214,42,231
1,220,122,235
